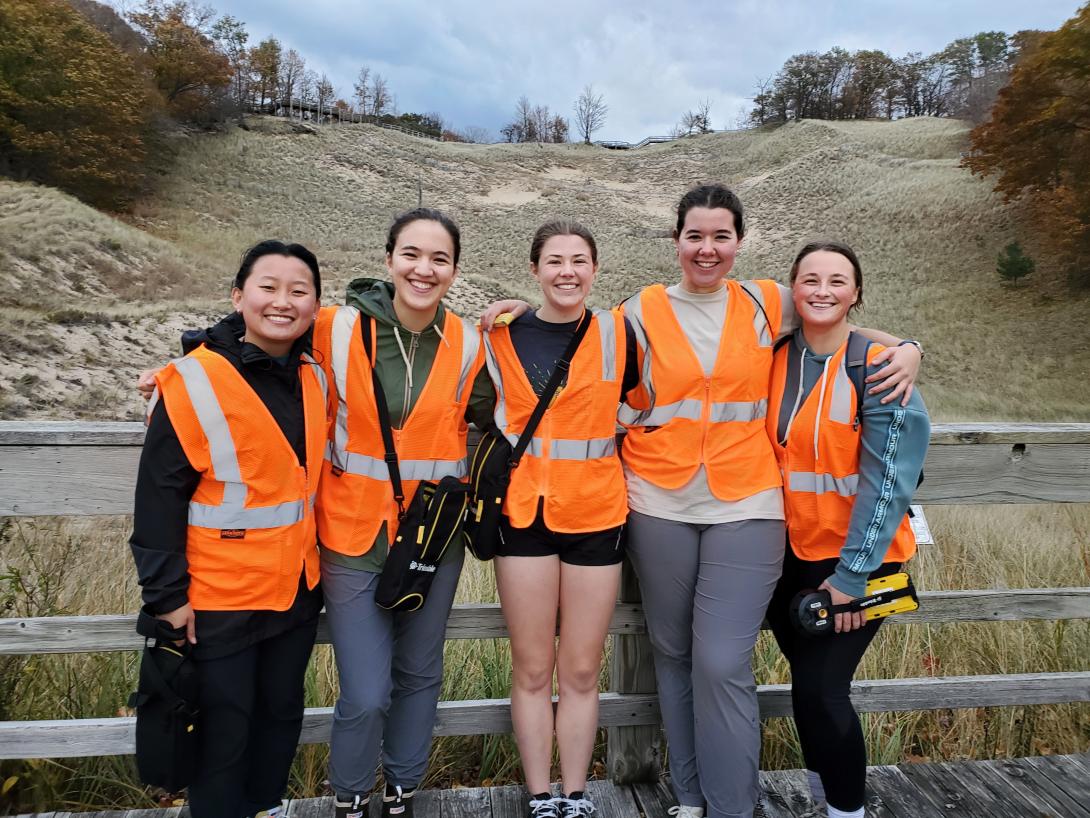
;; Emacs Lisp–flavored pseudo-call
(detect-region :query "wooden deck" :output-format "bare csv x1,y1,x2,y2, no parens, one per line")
16,753,1090,818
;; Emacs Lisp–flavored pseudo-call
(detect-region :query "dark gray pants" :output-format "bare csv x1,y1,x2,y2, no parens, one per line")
321,548,464,800
627,513,785,818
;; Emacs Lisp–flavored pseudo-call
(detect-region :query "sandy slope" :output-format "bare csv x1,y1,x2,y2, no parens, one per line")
1,116,1086,420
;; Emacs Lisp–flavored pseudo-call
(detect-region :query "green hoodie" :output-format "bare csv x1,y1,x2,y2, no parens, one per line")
322,278,494,573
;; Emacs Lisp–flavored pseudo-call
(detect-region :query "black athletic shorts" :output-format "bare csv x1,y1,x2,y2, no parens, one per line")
496,510,625,566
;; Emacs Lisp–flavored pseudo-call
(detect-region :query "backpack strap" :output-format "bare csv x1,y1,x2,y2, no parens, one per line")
845,331,873,428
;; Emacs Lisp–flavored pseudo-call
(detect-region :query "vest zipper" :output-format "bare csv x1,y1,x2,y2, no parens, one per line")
700,376,711,463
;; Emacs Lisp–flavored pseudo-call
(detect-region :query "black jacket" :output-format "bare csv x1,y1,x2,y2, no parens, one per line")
129,312,322,659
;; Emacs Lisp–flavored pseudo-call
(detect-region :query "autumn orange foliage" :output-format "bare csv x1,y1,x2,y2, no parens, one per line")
965,4,1090,286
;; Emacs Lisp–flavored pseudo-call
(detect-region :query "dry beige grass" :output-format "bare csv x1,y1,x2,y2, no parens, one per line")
2,115,1088,421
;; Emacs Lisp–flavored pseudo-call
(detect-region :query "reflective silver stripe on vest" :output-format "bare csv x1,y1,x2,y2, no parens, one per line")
739,280,773,347
173,355,311,529
504,434,617,460
621,398,703,426
789,471,859,496
483,332,509,433
618,291,656,424
829,357,854,425
488,317,615,462
595,309,617,382
146,387,161,425
455,315,481,400
322,441,467,480
709,399,767,423
329,305,360,472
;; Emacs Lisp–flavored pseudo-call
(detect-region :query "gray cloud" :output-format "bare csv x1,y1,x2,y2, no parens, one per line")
124,0,1082,140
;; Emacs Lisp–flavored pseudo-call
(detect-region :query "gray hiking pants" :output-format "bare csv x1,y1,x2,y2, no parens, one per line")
321,548,464,800
627,513,785,818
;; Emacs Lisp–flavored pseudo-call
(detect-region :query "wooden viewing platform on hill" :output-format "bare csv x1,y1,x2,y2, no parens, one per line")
1,421,1089,817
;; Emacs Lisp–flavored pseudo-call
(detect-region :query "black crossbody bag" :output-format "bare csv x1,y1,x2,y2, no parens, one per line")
464,311,593,560
128,607,200,791
360,318,470,612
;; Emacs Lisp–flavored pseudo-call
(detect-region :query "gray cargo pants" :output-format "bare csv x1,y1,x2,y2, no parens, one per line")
627,513,785,818
321,548,464,800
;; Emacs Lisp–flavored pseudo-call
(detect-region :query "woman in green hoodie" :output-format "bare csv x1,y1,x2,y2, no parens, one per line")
313,209,493,818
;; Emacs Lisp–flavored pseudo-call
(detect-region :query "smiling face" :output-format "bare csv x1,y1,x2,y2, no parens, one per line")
674,206,742,293
386,218,458,329
531,233,597,322
791,250,860,331
230,254,319,357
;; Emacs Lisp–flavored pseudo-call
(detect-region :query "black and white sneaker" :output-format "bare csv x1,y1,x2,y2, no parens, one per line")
561,792,596,817
382,783,415,818
528,793,564,818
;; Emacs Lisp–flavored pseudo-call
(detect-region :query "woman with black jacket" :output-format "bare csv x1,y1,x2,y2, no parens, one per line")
130,240,327,818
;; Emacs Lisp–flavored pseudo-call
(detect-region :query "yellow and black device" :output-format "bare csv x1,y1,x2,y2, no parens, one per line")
789,572,919,636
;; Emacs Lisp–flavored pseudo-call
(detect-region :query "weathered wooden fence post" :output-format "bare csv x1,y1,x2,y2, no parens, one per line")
606,556,661,782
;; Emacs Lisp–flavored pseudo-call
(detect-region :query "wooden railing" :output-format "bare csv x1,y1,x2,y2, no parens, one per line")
1,422,1088,780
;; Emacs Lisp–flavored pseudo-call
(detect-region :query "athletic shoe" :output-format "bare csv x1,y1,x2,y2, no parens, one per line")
561,792,596,816
252,807,284,818
667,807,705,818
334,794,369,818
528,794,564,818
382,783,414,818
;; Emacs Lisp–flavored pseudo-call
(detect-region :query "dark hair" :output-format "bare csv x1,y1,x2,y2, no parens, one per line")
674,184,745,239
789,239,864,313
529,220,598,265
233,240,321,296
385,208,461,265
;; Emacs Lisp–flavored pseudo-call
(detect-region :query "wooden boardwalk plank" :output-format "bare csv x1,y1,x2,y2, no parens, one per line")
287,796,331,818
758,769,814,817
439,786,491,818
958,761,1064,818
629,780,676,817
936,760,1036,818
982,757,1090,818
488,783,524,818
583,780,639,818
866,765,945,818
1027,755,1090,811
898,761,989,817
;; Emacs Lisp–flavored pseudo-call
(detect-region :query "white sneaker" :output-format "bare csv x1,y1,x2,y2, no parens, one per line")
561,795,596,817
667,806,705,818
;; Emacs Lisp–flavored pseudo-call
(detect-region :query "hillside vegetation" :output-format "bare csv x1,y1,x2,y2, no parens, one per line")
1,115,1087,420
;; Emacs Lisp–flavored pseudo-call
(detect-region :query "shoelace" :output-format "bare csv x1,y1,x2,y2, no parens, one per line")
562,797,596,816
529,796,565,818
667,806,704,818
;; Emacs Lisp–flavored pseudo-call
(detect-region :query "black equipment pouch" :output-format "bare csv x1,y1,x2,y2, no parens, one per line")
127,607,200,791
463,426,513,560
375,475,470,611
357,318,470,612
463,310,594,561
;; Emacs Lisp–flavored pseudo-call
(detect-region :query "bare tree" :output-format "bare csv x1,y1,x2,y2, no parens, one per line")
353,66,371,120
370,74,391,117
279,49,304,117
573,84,607,143
298,69,318,119
460,125,493,143
316,73,335,123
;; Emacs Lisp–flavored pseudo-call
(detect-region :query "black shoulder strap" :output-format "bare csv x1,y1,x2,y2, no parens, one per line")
510,310,594,468
740,282,773,342
361,317,406,520
845,331,873,427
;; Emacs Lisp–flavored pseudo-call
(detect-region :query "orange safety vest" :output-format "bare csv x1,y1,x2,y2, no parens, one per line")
314,305,483,556
619,280,783,501
484,309,628,532
767,338,916,564
152,345,326,611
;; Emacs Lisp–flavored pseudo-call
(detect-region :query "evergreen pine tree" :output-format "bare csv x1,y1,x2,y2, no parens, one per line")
997,241,1036,286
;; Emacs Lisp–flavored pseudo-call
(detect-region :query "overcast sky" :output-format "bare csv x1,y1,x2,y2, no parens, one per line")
114,0,1083,141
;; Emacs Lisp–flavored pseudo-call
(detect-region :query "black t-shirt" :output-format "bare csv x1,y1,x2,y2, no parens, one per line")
506,310,640,400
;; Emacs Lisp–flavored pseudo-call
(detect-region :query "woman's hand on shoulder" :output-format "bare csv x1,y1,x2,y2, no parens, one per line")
479,299,531,331
138,368,163,401
818,578,864,633
864,343,921,406
157,602,197,645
